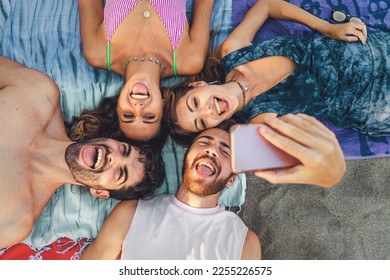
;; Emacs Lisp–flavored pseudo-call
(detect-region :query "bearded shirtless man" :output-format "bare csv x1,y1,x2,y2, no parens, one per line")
0,56,164,248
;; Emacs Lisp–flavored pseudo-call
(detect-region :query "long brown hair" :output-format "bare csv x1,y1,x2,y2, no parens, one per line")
66,96,169,151
66,96,123,141
163,50,224,146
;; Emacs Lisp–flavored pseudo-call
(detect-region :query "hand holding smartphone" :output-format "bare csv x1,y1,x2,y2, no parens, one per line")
230,124,300,173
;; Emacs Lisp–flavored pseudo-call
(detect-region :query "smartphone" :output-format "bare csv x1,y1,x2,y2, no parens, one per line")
230,124,300,173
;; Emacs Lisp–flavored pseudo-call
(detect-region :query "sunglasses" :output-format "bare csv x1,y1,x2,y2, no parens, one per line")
332,10,363,24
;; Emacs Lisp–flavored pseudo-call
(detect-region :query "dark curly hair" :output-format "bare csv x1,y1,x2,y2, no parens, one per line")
65,97,167,198
66,96,169,151
108,146,166,200
163,51,225,147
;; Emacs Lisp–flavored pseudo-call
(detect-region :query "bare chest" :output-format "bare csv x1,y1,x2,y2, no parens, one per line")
0,144,35,210
0,154,35,244
0,146,52,244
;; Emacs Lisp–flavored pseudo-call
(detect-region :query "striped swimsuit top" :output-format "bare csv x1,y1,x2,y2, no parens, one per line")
104,0,187,75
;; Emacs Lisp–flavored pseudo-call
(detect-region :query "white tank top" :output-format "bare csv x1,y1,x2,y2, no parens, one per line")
121,194,248,260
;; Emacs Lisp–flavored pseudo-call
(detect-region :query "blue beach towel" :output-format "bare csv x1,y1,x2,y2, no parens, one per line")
0,0,244,248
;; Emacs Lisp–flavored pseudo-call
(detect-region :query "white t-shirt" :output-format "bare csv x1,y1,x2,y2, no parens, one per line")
121,194,248,260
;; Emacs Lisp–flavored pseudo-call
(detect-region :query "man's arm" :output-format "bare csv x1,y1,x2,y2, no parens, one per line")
77,0,106,68
253,114,346,188
80,200,138,260
221,0,366,57
241,230,261,260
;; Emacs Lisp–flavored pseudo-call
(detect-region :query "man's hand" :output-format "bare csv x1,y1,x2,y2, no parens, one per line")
253,114,346,188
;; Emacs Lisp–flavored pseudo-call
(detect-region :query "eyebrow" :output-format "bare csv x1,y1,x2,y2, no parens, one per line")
197,135,230,149
186,97,193,113
198,135,213,141
142,119,159,124
184,97,201,131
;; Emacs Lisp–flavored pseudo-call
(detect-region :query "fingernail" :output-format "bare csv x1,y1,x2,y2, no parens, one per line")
259,124,269,134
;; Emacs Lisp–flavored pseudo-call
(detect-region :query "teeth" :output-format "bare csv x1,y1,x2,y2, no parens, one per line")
214,98,221,114
199,161,215,174
94,148,102,169
131,93,149,100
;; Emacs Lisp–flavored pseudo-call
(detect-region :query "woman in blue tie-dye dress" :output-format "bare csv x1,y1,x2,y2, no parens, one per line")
165,0,389,139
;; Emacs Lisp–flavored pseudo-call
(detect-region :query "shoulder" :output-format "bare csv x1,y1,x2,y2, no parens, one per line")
103,200,139,231
221,37,252,58
0,57,60,103
241,229,261,260
1,57,55,88
114,199,139,216
137,194,170,210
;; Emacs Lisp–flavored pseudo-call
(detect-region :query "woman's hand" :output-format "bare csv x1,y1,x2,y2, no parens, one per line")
253,114,346,188
317,21,367,44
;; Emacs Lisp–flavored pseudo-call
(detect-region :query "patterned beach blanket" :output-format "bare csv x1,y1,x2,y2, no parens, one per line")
0,0,242,259
232,0,390,159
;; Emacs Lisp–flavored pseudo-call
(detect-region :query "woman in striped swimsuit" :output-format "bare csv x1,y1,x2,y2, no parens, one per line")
74,0,214,147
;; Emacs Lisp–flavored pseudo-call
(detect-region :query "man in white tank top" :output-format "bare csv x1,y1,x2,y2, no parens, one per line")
80,113,345,259
81,122,261,260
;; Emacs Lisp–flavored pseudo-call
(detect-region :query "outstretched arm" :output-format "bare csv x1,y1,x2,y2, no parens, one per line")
253,114,346,188
80,200,138,260
183,0,215,74
78,0,106,68
222,0,366,56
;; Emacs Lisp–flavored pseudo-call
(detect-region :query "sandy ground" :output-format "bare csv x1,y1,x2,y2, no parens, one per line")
239,156,390,260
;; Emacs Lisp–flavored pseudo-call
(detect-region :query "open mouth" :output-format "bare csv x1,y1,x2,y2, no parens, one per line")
92,147,104,169
82,146,105,170
213,97,229,115
195,160,216,178
131,92,149,100
130,83,150,100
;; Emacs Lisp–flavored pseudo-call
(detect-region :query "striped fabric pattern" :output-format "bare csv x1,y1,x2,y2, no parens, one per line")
104,0,138,42
104,0,186,50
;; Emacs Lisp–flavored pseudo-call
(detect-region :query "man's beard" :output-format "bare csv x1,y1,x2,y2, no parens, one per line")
182,155,230,197
65,138,109,188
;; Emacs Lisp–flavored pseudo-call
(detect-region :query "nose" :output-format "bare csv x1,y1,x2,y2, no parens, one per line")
127,100,145,114
205,146,218,158
107,152,116,166
131,98,145,107
107,151,125,166
204,103,212,114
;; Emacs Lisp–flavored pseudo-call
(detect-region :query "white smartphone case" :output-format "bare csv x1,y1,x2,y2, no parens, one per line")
230,124,300,173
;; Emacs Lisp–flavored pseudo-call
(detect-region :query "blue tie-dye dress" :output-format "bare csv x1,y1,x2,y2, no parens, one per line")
222,31,390,137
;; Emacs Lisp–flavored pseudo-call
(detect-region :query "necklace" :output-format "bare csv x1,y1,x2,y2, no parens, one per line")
227,79,249,110
123,10,165,74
